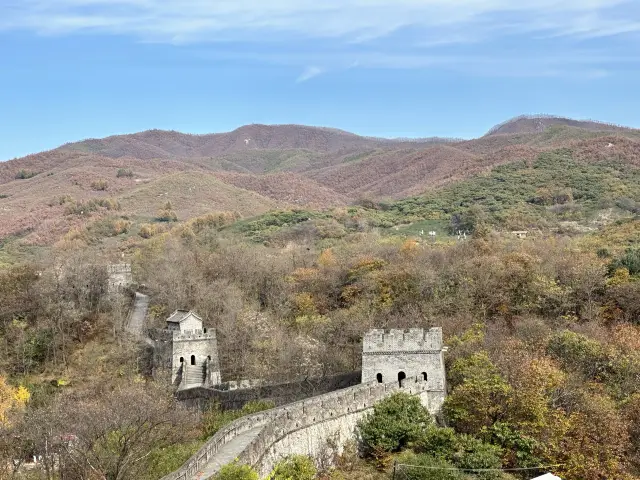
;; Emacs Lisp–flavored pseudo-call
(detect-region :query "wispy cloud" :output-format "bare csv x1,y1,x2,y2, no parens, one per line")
296,66,324,83
1,0,638,79
1,0,638,41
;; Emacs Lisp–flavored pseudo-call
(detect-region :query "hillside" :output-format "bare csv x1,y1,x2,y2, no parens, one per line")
486,114,635,136
1,116,640,248
4,117,640,480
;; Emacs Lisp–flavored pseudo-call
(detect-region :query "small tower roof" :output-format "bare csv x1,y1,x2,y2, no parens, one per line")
166,310,203,324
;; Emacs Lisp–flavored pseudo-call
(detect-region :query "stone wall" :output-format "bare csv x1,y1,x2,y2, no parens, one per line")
162,375,440,480
176,372,361,411
241,375,436,478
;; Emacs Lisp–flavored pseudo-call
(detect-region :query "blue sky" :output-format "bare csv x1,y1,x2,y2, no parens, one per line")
1,0,640,160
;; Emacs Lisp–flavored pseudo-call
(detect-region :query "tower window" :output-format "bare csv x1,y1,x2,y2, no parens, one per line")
398,371,406,387
190,355,196,365
376,373,383,383
179,357,184,363
422,372,428,382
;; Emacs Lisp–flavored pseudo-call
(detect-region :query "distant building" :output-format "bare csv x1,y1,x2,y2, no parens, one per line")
511,230,528,239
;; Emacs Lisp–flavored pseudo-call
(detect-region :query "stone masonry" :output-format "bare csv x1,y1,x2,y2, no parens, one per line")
362,327,447,413
107,264,133,292
162,327,448,479
149,310,222,388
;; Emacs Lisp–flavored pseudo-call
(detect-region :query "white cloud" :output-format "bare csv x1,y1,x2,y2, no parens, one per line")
2,0,637,79
1,0,637,42
296,66,324,83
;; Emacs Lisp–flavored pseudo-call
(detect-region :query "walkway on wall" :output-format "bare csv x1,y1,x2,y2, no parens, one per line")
195,426,264,480
127,292,149,337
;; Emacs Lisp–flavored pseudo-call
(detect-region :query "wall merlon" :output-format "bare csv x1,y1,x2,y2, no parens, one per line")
363,327,443,352
172,330,217,341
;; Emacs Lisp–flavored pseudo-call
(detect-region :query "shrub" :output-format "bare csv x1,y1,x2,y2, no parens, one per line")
139,224,163,239
14,169,39,180
267,455,317,480
64,198,121,216
394,452,466,480
214,462,258,480
90,179,109,191
89,217,132,238
609,248,640,276
358,392,432,454
116,168,134,178
157,201,178,222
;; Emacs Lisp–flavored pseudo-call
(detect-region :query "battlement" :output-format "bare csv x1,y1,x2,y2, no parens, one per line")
172,330,217,341
107,263,131,274
363,327,443,353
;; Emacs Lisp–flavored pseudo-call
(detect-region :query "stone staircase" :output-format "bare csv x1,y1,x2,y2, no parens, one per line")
183,364,206,388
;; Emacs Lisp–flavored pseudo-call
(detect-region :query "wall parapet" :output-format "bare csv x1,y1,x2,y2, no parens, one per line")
172,330,216,341
162,375,439,480
363,327,443,353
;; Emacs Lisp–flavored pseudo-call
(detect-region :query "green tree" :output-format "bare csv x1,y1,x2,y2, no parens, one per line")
358,392,432,454
443,353,512,435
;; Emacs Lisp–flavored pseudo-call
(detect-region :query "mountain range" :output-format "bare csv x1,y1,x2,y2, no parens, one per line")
1,115,639,245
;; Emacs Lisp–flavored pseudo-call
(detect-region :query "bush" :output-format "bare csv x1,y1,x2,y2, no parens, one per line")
157,201,178,222
358,393,432,454
267,455,317,480
116,168,134,178
64,198,121,216
89,217,131,238
214,462,258,480
395,452,466,480
609,248,640,276
139,223,163,239
15,169,39,180
90,179,109,191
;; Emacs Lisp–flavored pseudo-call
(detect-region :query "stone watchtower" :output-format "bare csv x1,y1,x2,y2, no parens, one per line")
362,328,447,413
165,310,222,389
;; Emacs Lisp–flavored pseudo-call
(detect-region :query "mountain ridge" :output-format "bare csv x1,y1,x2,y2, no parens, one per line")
2,115,640,245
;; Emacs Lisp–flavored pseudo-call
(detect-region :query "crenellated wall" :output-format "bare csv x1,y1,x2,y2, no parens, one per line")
161,375,440,480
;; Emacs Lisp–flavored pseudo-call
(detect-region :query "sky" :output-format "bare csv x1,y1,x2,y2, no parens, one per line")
1,0,640,160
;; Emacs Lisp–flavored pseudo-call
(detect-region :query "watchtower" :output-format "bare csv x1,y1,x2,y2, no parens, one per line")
166,310,222,389
107,264,132,292
362,328,447,411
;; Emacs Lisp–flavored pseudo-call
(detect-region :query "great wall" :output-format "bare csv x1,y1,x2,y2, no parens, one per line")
160,374,440,480
117,266,447,480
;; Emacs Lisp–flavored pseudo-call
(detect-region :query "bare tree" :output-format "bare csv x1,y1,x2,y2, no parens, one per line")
20,382,196,480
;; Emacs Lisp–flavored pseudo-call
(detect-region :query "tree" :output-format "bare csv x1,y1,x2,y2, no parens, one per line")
358,392,432,454
0,375,29,425
21,382,194,480
443,353,512,435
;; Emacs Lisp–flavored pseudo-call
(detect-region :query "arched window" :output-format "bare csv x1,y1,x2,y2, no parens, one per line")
376,373,383,383
179,357,184,363
398,371,406,387
190,355,196,366
422,372,428,382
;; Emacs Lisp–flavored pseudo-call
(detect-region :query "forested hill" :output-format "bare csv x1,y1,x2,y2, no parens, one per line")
2,116,640,480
